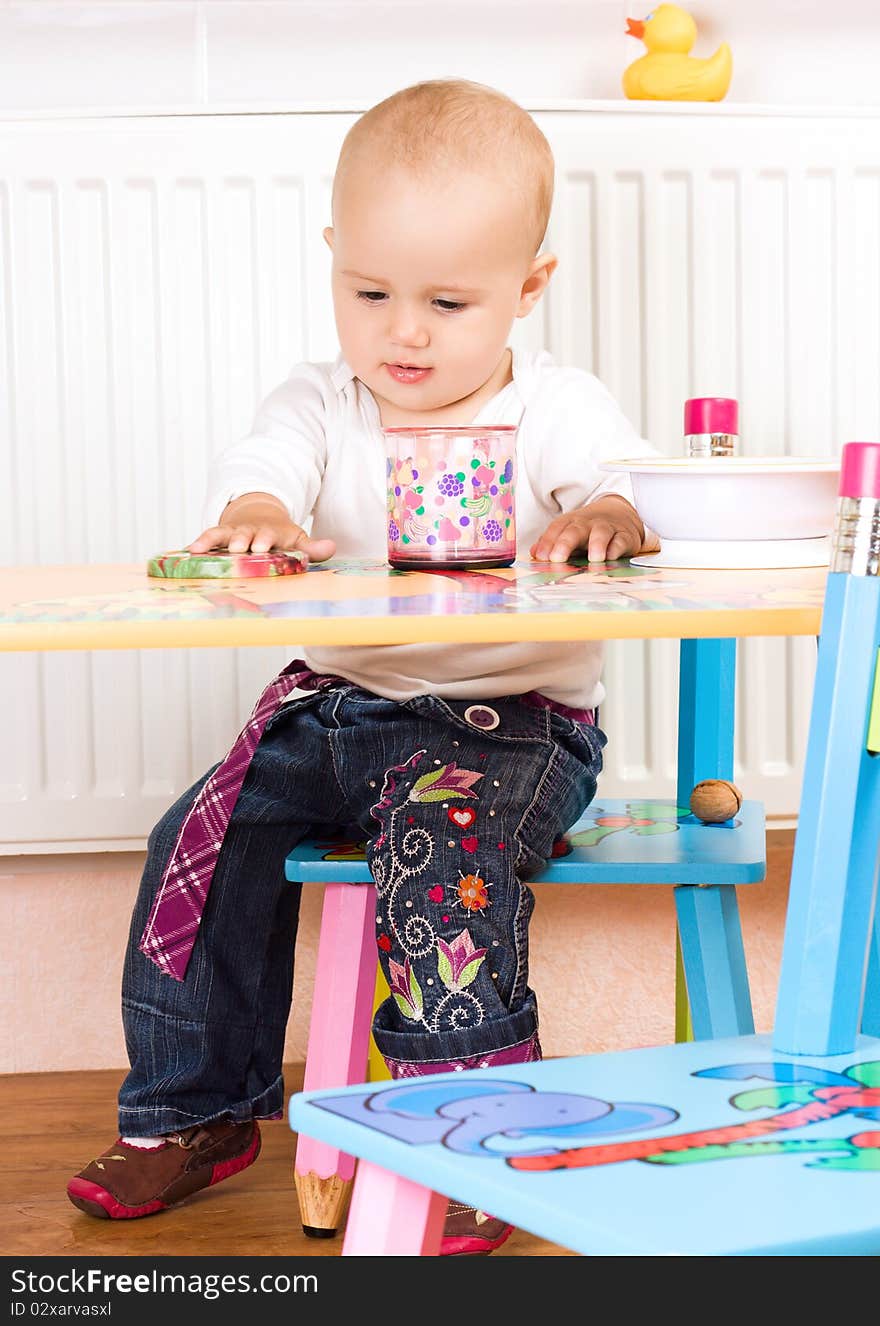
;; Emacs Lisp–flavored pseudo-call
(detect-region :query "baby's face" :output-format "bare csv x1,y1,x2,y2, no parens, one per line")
327,164,540,423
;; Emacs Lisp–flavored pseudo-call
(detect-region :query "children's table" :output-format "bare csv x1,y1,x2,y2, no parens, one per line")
0,555,826,1047
0,556,826,816
0,556,825,656
0,554,824,820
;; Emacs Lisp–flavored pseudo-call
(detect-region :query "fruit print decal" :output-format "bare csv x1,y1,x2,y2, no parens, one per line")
568,800,695,848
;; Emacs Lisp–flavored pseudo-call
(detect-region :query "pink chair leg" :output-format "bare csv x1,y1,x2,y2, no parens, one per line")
294,880,377,1236
342,1160,446,1256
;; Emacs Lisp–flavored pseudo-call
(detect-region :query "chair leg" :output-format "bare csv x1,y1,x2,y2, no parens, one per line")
294,880,377,1237
673,932,693,1042
774,574,880,1054
674,884,755,1039
367,965,392,1082
675,637,743,1039
342,1159,447,1256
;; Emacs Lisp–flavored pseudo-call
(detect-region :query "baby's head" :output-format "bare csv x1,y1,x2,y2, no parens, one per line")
325,80,557,423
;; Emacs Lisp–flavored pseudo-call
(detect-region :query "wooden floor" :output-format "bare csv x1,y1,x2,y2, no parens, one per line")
0,1062,573,1257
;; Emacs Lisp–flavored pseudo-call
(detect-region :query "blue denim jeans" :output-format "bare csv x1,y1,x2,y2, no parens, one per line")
118,685,605,1135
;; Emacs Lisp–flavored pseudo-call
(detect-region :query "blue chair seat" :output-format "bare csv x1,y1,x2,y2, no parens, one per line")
289,1034,880,1256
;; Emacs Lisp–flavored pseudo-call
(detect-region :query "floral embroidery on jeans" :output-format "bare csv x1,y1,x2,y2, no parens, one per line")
387,957,424,1021
369,751,487,968
369,750,437,957
386,929,488,1030
437,930,487,991
408,762,484,803
368,746,533,1039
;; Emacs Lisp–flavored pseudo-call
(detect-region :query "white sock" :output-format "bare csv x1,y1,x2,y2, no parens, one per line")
120,1135,166,1149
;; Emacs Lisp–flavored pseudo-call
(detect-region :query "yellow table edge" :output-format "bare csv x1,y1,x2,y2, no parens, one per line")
0,607,822,652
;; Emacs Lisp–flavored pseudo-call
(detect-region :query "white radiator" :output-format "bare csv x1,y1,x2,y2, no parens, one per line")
1,106,878,850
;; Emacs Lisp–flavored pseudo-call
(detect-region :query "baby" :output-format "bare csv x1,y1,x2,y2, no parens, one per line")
68,78,658,1256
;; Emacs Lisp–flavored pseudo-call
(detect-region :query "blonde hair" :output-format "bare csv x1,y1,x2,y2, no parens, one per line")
332,79,555,254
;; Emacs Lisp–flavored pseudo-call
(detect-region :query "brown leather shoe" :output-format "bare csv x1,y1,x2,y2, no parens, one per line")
440,1200,514,1255
67,1120,261,1219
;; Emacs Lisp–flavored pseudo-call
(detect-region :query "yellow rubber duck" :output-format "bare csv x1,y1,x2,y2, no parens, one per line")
623,5,732,102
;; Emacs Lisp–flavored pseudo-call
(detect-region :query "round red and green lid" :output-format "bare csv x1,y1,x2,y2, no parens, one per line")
147,550,308,579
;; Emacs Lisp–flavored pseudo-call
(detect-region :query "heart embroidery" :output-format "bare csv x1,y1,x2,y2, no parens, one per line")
461,836,479,854
428,885,444,903
448,807,476,829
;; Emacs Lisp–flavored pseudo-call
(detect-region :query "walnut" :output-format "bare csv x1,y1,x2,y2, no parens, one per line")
689,779,743,823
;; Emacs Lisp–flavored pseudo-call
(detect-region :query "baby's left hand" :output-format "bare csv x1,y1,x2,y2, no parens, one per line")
530,494,661,563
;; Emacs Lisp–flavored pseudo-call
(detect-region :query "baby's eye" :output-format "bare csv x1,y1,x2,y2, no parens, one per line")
434,298,466,312
356,290,388,303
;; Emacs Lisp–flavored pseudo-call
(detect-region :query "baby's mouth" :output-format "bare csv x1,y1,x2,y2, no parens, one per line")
386,363,432,384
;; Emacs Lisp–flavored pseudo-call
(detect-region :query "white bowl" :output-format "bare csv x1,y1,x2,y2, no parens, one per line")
600,456,840,543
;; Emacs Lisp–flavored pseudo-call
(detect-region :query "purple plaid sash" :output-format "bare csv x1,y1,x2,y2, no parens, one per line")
138,660,342,982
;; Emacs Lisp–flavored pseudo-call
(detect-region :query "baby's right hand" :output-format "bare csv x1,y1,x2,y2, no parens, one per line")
187,493,336,562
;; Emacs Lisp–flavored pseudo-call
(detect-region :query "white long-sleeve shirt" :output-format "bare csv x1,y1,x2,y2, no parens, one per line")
203,348,658,709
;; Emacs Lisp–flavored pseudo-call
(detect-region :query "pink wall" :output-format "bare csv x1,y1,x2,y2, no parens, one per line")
1,835,790,1074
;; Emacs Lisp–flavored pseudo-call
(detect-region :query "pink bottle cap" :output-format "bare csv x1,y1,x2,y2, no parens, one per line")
838,441,880,499
684,397,738,436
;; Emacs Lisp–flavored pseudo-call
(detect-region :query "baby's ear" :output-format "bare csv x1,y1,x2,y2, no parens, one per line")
517,252,558,317
323,226,335,251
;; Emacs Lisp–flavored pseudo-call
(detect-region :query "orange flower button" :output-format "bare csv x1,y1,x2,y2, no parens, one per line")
456,874,490,911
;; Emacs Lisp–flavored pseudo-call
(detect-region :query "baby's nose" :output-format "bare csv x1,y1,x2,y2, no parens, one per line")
390,311,430,349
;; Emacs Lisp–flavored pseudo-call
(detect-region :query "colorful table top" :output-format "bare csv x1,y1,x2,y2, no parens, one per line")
0,558,827,652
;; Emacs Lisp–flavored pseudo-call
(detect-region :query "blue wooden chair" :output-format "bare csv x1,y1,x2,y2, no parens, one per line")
289,441,880,1256
288,637,764,1236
